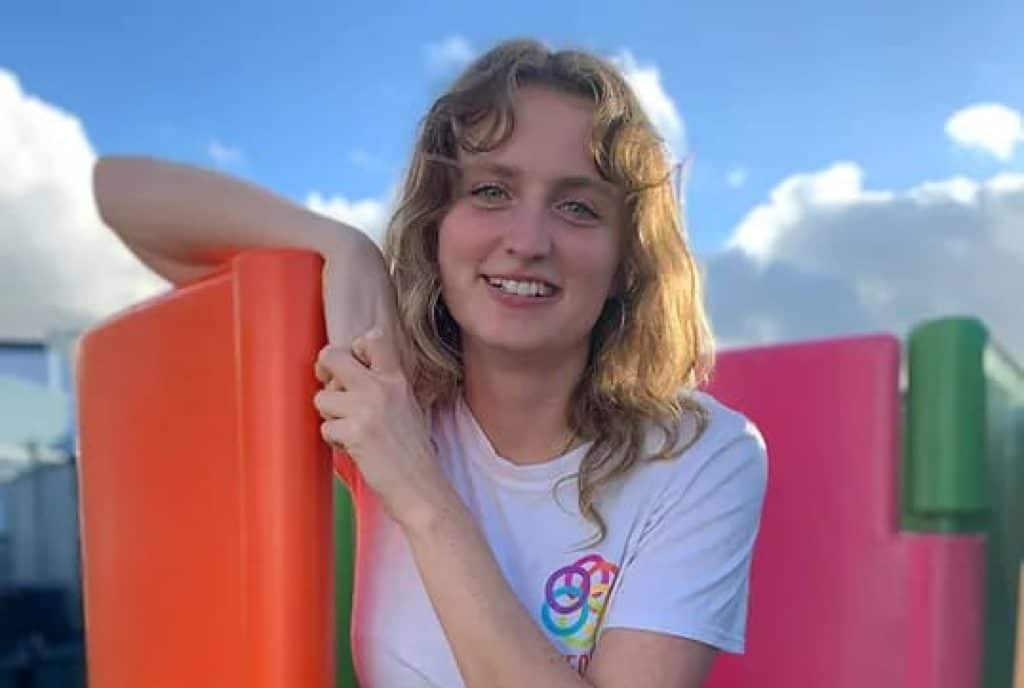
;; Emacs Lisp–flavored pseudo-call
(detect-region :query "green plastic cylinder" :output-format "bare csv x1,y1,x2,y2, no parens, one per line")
905,317,989,527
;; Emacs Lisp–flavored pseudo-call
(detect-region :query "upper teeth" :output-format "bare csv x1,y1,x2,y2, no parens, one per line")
487,277,554,297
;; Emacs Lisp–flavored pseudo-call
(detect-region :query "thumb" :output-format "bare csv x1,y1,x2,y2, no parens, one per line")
352,327,399,373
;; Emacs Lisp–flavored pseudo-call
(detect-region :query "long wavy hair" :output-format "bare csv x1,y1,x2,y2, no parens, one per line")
383,39,714,545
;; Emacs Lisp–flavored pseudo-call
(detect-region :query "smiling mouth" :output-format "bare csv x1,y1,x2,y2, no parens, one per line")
483,276,560,298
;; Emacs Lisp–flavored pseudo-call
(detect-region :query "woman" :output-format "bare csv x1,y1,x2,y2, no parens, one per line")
95,39,767,688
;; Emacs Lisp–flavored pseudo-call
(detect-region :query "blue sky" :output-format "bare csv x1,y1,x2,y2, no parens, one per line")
2,0,1024,356
6,0,1020,250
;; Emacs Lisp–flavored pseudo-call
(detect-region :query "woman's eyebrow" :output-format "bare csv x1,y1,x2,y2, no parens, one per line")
460,160,521,180
555,175,619,200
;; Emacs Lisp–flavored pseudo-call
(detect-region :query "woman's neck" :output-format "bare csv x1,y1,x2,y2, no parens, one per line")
461,343,587,466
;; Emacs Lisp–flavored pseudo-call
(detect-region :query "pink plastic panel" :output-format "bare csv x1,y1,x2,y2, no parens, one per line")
703,336,983,688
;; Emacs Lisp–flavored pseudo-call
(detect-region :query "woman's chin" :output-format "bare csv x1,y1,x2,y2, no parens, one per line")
473,337,550,356
461,329,587,364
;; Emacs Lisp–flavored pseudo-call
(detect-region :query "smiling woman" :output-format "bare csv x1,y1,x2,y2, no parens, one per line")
436,87,624,396
94,38,767,688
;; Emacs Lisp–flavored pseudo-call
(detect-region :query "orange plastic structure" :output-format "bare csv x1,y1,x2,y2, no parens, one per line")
77,251,334,688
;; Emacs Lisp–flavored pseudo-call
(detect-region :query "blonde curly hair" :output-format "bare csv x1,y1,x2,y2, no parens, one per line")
383,38,714,545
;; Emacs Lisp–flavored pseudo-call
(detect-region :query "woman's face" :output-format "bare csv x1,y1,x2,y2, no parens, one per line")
437,85,625,366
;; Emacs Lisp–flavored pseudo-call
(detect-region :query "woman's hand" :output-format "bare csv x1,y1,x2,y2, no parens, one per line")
313,327,450,529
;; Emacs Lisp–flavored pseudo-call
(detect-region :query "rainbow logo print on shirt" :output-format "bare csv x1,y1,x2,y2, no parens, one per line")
539,553,620,653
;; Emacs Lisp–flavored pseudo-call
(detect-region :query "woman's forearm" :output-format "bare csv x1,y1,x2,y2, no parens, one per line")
93,155,402,357
403,492,592,688
93,156,373,284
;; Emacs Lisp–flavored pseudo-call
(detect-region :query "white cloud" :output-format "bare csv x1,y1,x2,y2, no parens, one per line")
945,103,1023,161
0,68,167,340
708,163,1024,360
305,191,392,246
426,35,476,76
207,138,244,166
726,162,892,262
726,167,748,189
613,51,686,160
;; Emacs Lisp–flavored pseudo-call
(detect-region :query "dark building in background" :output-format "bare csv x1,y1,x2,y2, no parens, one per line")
0,336,86,687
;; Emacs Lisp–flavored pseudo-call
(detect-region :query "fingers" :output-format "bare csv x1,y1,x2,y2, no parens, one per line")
314,343,375,438
315,343,367,389
314,358,333,385
314,327,404,454
320,417,347,450
313,388,347,421
316,327,379,382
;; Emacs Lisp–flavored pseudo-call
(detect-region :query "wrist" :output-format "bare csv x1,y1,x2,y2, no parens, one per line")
397,477,466,540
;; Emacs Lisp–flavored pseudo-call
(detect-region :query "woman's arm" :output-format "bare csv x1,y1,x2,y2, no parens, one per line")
94,156,369,283
93,156,400,349
404,495,714,688
313,322,725,688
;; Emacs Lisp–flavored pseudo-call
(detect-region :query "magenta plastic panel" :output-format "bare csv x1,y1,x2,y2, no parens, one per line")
703,336,984,687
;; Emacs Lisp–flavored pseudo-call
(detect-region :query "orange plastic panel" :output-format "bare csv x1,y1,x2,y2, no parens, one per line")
77,251,334,688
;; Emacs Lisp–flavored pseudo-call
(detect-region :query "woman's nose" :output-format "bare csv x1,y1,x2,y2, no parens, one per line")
502,204,552,259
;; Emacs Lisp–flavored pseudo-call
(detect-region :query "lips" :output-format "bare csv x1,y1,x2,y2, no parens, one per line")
481,274,561,291
481,276,561,306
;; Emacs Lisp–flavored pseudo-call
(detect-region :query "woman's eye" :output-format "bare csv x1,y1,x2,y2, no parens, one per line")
561,200,600,220
470,184,510,202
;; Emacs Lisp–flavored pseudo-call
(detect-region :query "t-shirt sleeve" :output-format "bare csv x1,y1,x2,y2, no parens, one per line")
599,431,768,654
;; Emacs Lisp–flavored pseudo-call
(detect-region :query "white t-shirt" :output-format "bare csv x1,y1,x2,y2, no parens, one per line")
349,390,767,687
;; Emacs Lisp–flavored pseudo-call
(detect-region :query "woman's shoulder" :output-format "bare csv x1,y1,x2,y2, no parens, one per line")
643,389,764,456
634,389,767,498
688,390,766,454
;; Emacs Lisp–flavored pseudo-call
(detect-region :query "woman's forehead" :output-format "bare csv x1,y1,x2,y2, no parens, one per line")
447,86,627,194
458,87,596,154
